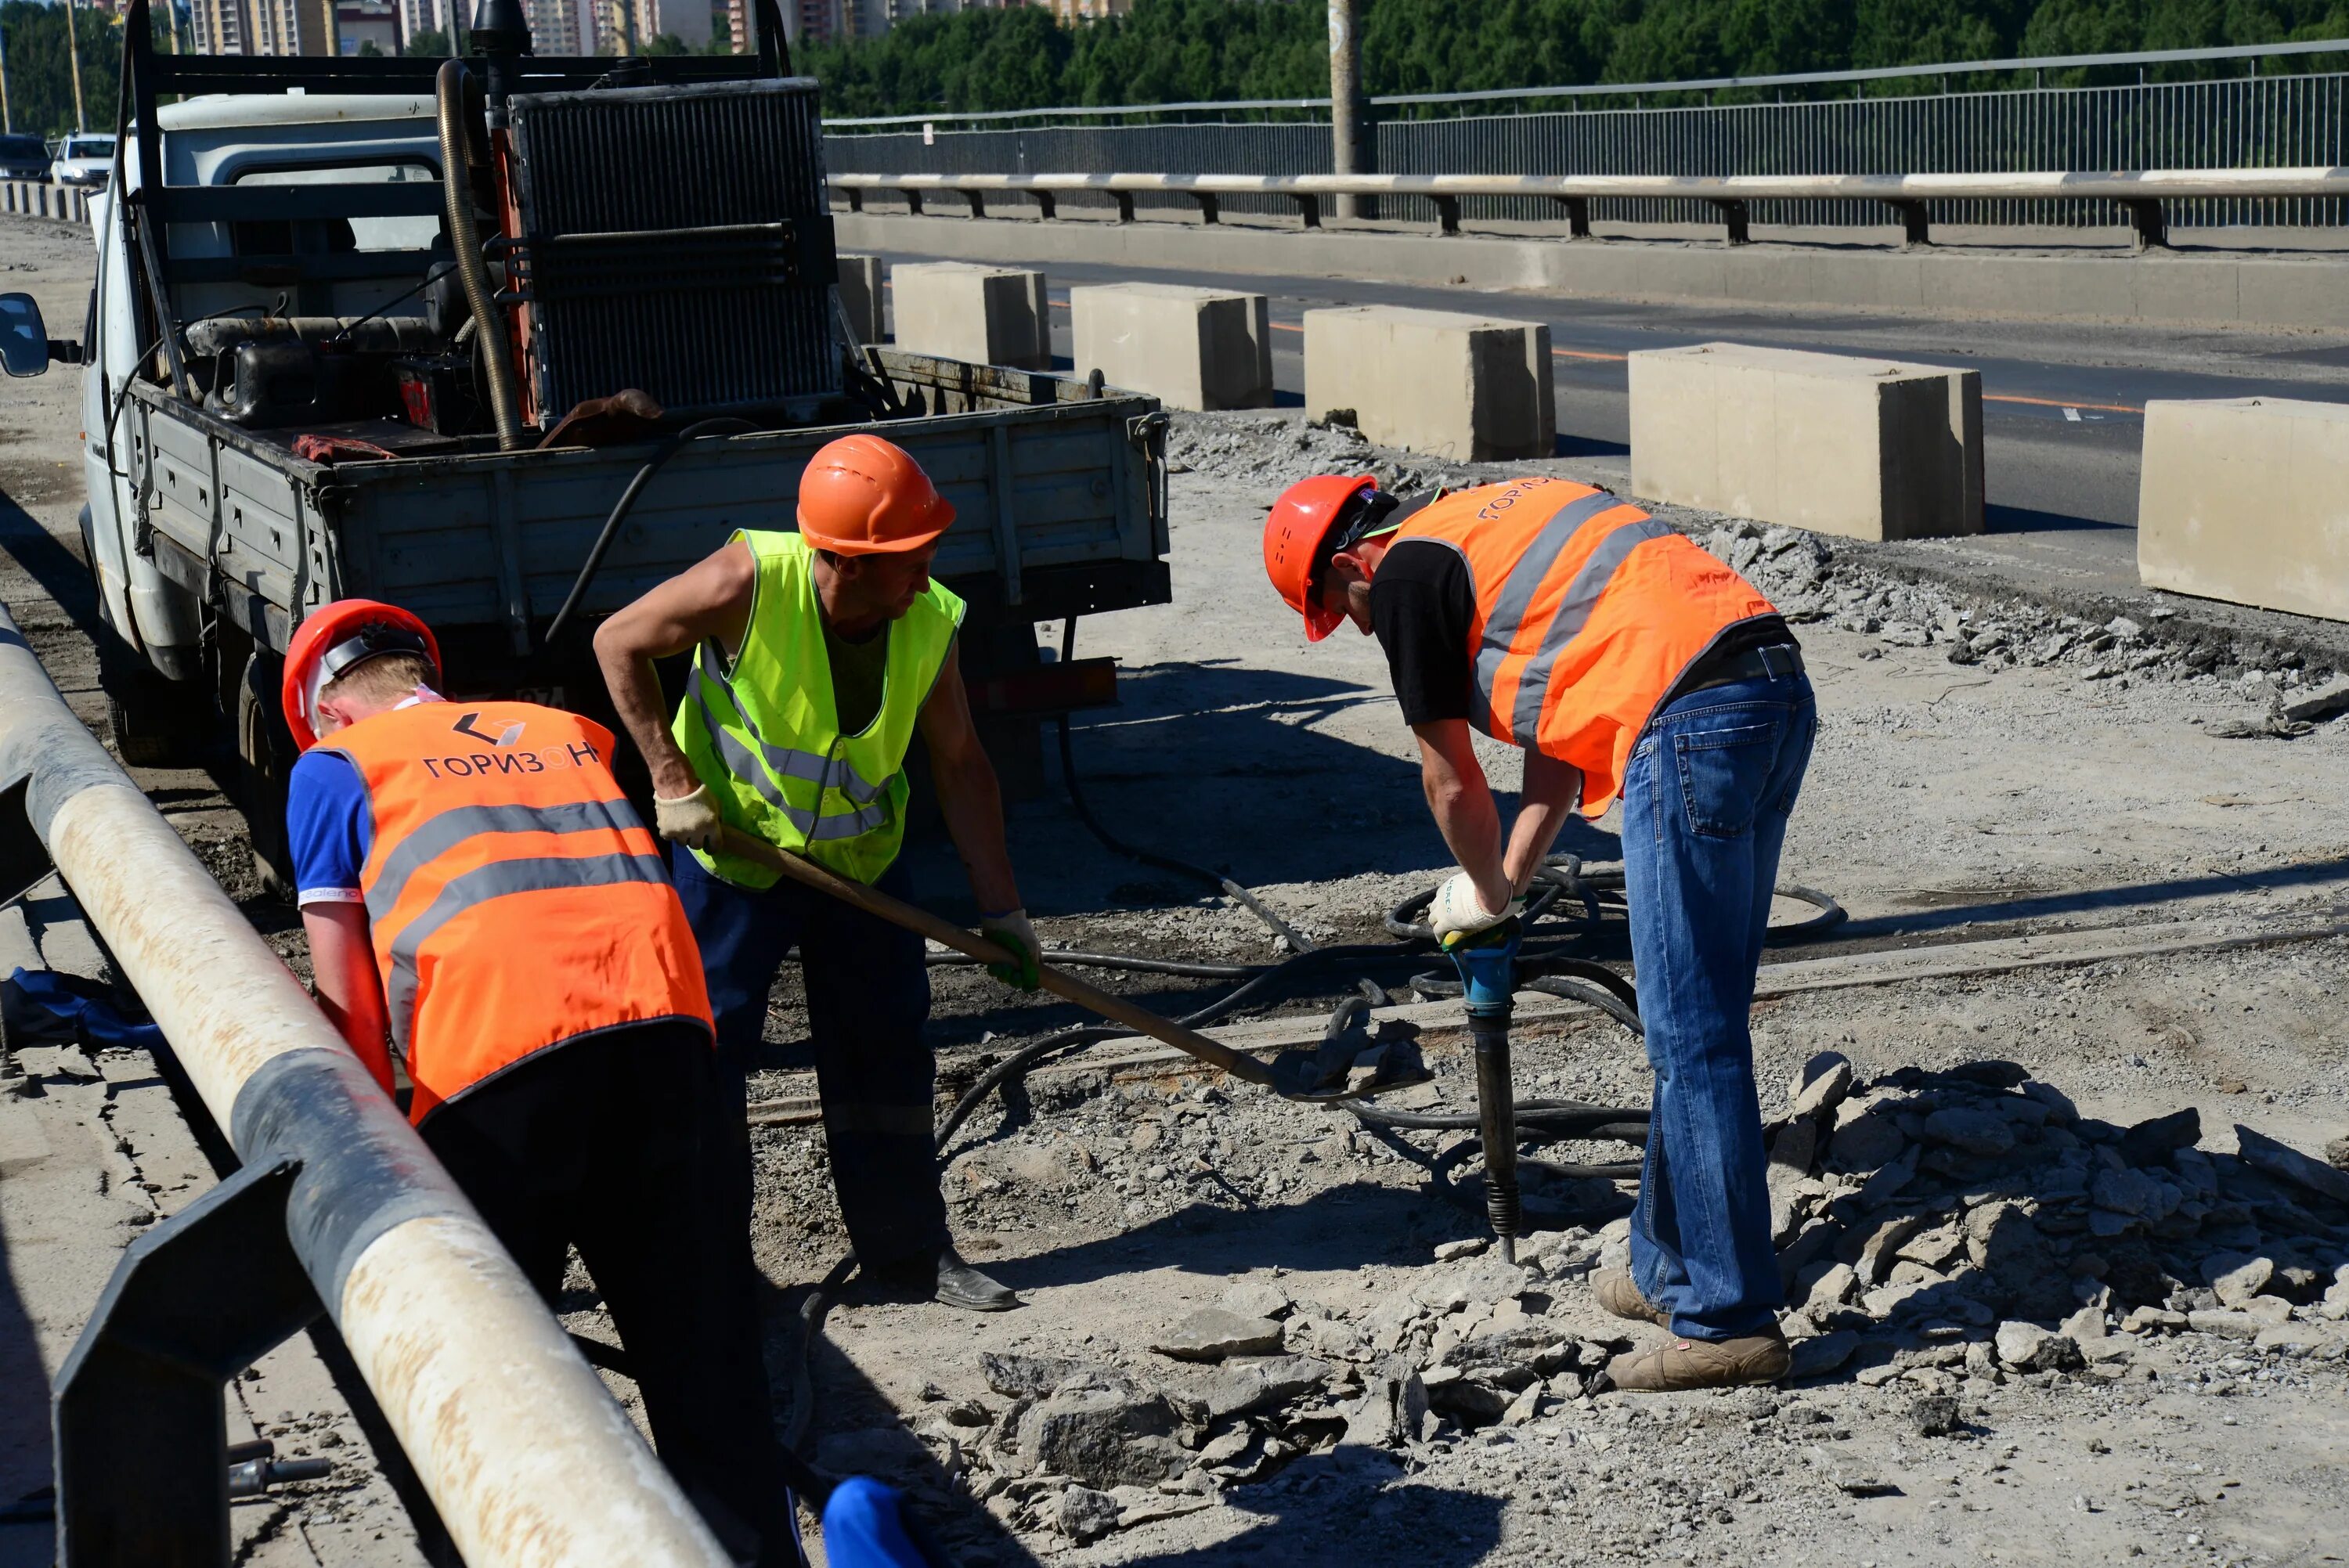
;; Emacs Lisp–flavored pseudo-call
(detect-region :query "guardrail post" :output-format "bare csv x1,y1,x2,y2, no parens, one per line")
2123,198,2168,251
1291,193,1321,229
959,189,985,218
1432,194,1461,236
1887,199,1931,247
1192,192,1219,225
844,187,864,213
905,189,924,216
1708,198,1751,246
53,1157,319,1567
1113,191,1135,223
1552,195,1590,239
1036,191,1056,220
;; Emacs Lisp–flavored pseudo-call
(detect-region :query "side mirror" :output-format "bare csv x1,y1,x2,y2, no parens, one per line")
0,293,52,377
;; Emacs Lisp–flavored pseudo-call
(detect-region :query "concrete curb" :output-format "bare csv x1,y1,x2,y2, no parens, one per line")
2,182,92,224
833,211,2349,333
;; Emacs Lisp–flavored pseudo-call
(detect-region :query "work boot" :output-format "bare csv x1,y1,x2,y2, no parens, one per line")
933,1247,1020,1313
1591,1267,1670,1328
1603,1325,1791,1393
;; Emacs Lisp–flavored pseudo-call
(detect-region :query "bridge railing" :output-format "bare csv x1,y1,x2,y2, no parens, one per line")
822,58,2349,234
829,166,2349,251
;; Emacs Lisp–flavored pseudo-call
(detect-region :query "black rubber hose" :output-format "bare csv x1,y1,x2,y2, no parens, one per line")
435,59,525,452
926,949,1257,979
542,417,760,649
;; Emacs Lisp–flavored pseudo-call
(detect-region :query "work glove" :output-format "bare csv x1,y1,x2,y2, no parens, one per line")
1430,871,1522,951
980,908,1042,992
652,784,724,852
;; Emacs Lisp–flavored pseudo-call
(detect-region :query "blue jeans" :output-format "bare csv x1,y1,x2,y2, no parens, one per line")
1621,669,1816,1340
670,847,948,1270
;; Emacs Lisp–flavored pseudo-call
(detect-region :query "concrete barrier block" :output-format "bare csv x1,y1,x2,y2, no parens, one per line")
888,261,1050,369
1069,283,1272,410
1303,305,1553,461
2137,397,2349,621
836,254,886,344
1629,342,1983,542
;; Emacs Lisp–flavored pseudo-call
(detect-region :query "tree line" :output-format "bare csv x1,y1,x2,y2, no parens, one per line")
0,2,171,139
797,0,2349,117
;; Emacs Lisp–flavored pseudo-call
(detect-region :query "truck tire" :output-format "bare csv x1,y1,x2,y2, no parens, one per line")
99,629,211,769
238,653,298,903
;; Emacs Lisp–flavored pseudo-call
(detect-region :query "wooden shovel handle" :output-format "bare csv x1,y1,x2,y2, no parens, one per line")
716,828,1272,1085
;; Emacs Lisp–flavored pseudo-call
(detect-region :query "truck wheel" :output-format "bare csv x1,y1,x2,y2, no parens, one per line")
238,654,298,903
99,630,211,769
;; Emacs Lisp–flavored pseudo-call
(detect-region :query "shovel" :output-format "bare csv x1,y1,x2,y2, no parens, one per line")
717,828,1277,1087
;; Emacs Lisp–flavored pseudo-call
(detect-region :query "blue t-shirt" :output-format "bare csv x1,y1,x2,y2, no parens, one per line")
287,749,374,909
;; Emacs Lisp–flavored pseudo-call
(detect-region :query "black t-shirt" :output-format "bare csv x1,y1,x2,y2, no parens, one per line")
1369,537,1478,726
1367,525,1795,729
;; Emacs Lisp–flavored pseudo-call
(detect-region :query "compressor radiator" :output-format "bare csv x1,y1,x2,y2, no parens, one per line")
503,77,842,424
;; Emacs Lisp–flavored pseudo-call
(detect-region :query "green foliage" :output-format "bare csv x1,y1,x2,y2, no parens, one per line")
0,0,162,137
794,0,2348,117
404,27,452,56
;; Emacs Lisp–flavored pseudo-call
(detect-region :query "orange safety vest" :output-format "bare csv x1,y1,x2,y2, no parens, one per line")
319,701,714,1124
1392,477,1777,816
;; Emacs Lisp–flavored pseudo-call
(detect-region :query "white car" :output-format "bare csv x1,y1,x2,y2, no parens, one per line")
49,133,115,187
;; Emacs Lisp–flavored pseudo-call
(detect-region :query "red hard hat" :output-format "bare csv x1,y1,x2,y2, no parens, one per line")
281,599,442,752
1262,474,1377,642
798,433,956,555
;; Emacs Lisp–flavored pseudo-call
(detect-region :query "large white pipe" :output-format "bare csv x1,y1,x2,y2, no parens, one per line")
0,605,731,1568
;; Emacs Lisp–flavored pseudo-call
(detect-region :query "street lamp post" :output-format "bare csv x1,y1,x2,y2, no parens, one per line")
1327,0,1366,221
65,0,88,134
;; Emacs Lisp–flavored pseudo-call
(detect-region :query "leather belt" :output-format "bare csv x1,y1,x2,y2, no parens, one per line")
1681,641,1805,696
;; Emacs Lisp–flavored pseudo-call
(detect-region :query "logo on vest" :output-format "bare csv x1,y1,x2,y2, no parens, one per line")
453,712,526,748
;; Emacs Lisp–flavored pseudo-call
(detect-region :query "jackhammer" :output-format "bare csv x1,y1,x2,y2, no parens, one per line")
1446,918,1527,1262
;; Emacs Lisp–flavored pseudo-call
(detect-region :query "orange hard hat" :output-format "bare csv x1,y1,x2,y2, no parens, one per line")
797,433,956,555
1262,474,1377,642
281,598,442,752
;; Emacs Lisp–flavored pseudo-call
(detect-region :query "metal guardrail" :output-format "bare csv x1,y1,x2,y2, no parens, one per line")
824,36,2349,127
0,604,731,1567
831,165,2349,249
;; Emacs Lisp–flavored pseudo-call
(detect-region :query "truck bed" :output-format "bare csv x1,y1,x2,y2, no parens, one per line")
127,349,1171,655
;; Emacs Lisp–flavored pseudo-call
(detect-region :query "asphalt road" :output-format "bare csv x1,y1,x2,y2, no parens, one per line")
870,247,2349,593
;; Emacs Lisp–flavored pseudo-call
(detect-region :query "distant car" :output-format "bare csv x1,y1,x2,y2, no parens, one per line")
0,135,51,182
50,134,115,187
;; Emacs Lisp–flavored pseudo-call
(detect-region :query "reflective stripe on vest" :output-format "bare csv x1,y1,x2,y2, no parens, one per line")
381,848,673,1052
673,530,965,888
1396,478,1777,815
323,701,714,1125
687,663,892,842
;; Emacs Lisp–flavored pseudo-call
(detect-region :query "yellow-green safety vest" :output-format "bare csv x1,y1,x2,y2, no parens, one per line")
675,529,965,887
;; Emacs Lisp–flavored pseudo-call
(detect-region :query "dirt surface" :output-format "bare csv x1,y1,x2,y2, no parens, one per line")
4,207,2348,1568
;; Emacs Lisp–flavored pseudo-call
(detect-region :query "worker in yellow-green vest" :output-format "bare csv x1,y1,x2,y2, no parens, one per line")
596,434,1037,1313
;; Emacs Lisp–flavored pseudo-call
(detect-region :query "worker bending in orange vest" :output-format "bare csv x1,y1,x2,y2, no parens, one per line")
1265,475,1815,1391
280,600,796,1563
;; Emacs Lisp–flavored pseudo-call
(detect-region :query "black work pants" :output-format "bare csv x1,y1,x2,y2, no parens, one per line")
670,845,948,1271
420,1021,795,1565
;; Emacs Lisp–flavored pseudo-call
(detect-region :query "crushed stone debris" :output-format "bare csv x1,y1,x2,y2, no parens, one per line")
876,1051,2349,1548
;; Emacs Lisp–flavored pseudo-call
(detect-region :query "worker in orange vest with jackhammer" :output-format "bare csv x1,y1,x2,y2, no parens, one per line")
279,600,799,1562
1264,474,1815,1391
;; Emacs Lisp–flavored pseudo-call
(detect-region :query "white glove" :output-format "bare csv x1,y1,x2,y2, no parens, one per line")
979,908,1041,991
652,784,724,851
1429,871,1520,946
